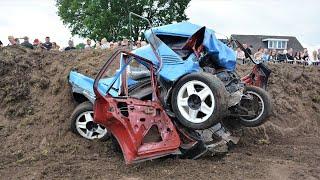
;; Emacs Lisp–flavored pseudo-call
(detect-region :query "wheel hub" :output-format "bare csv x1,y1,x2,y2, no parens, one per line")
188,94,202,110
176,80,216,124
76,111,107,140
239,90,265,122
86,121,98,131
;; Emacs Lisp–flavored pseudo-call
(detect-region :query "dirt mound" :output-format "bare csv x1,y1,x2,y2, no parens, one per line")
0,46,107,118
237,63,320,141
0,46,113,178
0,46,319,179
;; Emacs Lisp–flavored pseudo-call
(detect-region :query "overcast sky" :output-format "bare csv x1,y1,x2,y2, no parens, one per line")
0,0,319,50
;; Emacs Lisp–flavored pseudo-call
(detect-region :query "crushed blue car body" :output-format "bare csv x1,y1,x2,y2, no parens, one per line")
69,21,237,98
144,21,236,71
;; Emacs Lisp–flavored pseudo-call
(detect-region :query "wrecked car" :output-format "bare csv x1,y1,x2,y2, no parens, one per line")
68,20,272,164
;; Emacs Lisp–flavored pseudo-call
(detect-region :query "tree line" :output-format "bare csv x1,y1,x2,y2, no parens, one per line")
56,0,190,41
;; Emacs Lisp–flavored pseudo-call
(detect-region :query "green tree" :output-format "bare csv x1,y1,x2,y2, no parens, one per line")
56,0,191,41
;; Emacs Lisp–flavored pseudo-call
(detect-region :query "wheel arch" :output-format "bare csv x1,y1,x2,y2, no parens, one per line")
72,92,91,104
163,73,193,112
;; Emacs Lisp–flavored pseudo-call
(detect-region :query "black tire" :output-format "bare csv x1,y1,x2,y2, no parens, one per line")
171,72,228,130
70,101,110,141
239,86,272,127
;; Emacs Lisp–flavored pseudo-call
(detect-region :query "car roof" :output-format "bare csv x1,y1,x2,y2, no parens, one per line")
150,21,215,38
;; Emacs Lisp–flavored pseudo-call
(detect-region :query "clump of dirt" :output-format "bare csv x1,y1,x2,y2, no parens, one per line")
0,46,319,179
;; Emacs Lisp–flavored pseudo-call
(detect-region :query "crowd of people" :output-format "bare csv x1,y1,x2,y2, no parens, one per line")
1,36,60,50
77,38,148,50
1,36,320,65
0,35,147,51
235,43,320,63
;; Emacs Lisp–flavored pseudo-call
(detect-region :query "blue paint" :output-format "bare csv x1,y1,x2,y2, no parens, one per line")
69,22,237,98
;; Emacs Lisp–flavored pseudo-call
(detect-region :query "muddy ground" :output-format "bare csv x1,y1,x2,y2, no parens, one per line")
0,46,319,180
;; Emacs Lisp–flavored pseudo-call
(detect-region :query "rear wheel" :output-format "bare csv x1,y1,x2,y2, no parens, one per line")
70,101,110,141
171,73,228,130
239,86,272,127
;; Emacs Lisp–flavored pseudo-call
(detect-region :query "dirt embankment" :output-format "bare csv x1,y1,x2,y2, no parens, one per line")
237,63,320,141
0,46,319,179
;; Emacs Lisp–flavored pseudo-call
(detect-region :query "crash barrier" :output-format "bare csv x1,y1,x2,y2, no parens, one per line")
237,58,320,67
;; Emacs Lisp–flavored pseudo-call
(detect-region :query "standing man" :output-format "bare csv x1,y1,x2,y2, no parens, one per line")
85,39,92,49
21,36,33,49
42,37,53,50
254,47,264,60
286,48,294,60
33,39,41,49
302,48,309,61
243,43,252,59
64,40,76,51
7,36,16,46
262,48,270,61
235,47,245,60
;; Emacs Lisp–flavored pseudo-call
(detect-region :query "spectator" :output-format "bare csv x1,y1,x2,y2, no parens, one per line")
242,43,252,58
131,40,138,50
286,48,294,60
269,49,278,61
114,41,120,48
318,49,320,60
312,50,318,61
85,39,92,49
294,51,302,60
302,48,309,61
121,39,129,47
52,42,60,51
277,50,288,62
33,39,41,49
7,36,16,46
21,36,33,49
95,41,101,49
64,40,76,51
15,38,20,45
0,40,3,48
101,38,109,49
136,41,142,49
42,37,53,50
235,47,245,60
109,42,114,49
262,48,269,61
253,47,263,60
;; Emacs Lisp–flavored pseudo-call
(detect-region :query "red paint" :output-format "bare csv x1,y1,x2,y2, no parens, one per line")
93,51,181,164
241,64,270,89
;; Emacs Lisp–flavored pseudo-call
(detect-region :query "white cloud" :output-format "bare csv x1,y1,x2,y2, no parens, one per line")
186,0,320,50
0,0,83,47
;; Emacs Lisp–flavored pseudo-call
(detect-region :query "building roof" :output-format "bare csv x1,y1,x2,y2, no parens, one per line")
231,34,304,52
